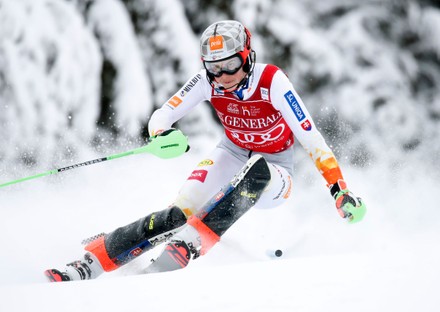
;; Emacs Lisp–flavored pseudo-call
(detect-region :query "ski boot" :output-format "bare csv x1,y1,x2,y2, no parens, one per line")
45,252,104,282
145,224,202,273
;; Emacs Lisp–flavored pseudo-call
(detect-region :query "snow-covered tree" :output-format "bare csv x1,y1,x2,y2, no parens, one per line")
1,0,439,177
0,0,101,170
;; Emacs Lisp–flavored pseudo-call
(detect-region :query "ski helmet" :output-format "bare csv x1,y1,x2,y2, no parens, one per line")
200,20,252,64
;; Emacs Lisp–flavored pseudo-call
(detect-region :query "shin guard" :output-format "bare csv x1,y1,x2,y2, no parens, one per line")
190,154,271,255
85,206,187,271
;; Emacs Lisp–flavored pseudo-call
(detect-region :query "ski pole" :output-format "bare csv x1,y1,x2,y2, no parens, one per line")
0,129,189,189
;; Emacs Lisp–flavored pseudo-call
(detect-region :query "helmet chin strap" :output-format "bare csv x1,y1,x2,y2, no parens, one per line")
217,81,240,91
211,78,244,92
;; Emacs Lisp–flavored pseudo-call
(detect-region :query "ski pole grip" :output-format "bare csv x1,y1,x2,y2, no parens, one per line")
143,129,189,159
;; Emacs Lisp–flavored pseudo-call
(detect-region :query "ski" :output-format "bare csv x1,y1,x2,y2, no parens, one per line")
44,269,71,282
144,240,192,274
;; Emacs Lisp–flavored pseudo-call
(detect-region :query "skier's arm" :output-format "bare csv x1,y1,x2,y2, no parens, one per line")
271,71,366,223
148,71,210,136
270,71,342,185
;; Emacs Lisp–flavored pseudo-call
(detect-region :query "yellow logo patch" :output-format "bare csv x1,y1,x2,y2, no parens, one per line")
240,191,257,199
148,214,156,230
197,159,214,167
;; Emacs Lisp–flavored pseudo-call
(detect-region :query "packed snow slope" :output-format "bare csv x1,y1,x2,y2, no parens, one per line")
0,137,439,312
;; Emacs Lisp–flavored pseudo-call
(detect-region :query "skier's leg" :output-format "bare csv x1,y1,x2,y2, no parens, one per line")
253,162,292,209
145,154,272,273
172,145,245,217
180,156,293,255
95,146,243,269
45,206,188,281
45,141,291,280
86,206,188,268
45,146,244,282
253,146,294,209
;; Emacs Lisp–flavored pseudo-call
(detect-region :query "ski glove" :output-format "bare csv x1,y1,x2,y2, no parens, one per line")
329,179,366,224
147,128,190,159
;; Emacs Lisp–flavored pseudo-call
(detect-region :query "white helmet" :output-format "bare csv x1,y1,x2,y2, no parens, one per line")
200,20,252,62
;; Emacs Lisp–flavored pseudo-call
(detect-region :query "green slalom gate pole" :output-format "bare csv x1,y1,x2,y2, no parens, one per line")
0,129,189,189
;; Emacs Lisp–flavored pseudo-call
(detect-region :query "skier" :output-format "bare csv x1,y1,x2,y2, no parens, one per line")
46,20,366,282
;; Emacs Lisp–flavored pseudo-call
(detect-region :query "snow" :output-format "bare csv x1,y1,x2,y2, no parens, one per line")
1,137,439,312
1,0,440,311
0,0,101,167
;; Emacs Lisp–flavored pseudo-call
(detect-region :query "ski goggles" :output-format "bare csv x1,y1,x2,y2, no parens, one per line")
204,55,243,77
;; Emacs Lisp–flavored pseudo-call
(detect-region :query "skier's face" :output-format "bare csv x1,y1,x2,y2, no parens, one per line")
214,67,247,91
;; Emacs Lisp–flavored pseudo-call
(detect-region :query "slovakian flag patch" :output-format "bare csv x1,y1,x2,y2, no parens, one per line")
301,119,312,131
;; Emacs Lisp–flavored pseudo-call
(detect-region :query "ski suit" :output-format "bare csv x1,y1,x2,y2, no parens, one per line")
149,63,343,216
